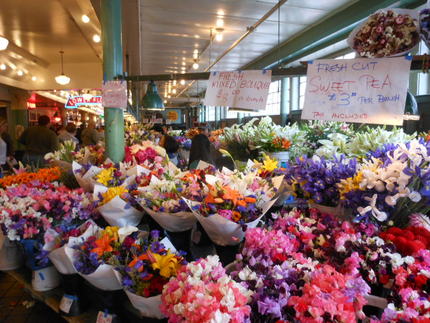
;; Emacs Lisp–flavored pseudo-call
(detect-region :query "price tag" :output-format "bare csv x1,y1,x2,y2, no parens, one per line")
96,311,114,323
59,295,75,313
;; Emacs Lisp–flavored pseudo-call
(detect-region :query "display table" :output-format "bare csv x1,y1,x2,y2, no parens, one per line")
4,268,166,323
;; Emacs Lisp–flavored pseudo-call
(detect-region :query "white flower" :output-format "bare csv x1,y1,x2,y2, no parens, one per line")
408,191,422,203
357,194,388,222
385,195,398,206
118,226,138,242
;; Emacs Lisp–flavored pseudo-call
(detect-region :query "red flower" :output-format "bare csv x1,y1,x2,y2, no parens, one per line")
415,275,428,288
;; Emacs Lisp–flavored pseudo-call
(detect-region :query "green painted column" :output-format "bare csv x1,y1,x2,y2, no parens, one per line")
101,0,125,162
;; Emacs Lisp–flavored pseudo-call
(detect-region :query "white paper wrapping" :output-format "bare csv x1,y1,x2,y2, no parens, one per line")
184,198,277,246
94,185,143,227
143,207,196,232
79,264,122,291
125,290,164,319
49,221,99,275
72,161,102,192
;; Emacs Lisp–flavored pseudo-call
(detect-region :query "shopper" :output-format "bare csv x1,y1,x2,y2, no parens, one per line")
0,118,13,177
81,120,99,146
188,134,213,169
163,135,180,166
19,115,58,168
58,123,79,144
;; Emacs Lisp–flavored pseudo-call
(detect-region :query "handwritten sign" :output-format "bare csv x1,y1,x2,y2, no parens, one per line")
102,80,127,109
301,57,411,125
204,70,272,111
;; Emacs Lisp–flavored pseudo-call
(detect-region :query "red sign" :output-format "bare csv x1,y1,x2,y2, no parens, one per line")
66,96,102,108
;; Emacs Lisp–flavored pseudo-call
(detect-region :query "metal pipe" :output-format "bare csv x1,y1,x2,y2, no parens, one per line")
176,0,288,97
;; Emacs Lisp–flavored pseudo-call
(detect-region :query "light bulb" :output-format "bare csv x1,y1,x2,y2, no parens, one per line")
216,19,224,28
92,34,101,43
193,53,199,59
55,74,71,85
217,9,225,16
163,100,167,104
0,64,6,70
215,33,223,42
182,61,186,66
173,80,177,86
180,79,185,85
0,36,9,51
17,70,23,76
31,76,37,81
81,15,90,23
192,62,199,70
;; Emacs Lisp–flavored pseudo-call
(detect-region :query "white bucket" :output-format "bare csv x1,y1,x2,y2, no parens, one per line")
32,266,60,292
269,151,290,166
0,235,24,271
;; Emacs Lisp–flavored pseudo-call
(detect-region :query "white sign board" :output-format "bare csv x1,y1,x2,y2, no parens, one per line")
102,80,127,109
301,57,411,125
204,70,272,111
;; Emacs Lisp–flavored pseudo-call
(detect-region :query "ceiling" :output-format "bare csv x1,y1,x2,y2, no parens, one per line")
133,0,358,98
0,0,102,91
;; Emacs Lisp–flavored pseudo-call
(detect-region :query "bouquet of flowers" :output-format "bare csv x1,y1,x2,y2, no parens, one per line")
209,129,224,149
316,126,414,159
125,123,155,146
160,255,252,323
124,141,167,166
0,182,98,268
0,167,61,188
185,170,279,245
285,155,357,209
71,226,124,290
73,143,105,165
339,140,430,225
94,165,132,187
230,220,370,322
113,230,185,318
351,9,419,58
72,161,103,192
94,184,143,227
185,127,202,139
137,175,200,232
44,140,77,169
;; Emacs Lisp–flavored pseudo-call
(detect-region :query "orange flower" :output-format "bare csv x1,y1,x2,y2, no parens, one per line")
272,137,291,151
0,167,61,188
222,186,243,206
128,253,150,272
91,234,115,256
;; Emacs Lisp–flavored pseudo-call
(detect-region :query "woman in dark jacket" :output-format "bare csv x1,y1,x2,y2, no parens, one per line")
188,134,213,169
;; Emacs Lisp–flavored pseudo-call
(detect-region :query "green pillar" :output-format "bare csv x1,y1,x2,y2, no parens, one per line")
101,0,125,162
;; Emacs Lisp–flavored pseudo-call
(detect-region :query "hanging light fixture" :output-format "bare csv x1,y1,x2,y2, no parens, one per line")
0,36,9,51
192,60,199,70
142,81,164,111
55,51,71,85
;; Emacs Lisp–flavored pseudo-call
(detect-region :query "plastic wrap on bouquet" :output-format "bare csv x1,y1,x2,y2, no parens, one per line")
0,232,24,271
49,221,99,275
79,264,122,291
142,207,196,232
184,198,278,246
72,161,102,192
94,185,143,227
49,160,73,173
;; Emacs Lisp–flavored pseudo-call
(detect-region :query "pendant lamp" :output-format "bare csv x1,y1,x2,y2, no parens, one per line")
0,36,9,51
55,51,70,85
142,81,164,111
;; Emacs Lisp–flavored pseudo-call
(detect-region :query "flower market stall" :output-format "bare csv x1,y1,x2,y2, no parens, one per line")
2,4,430,323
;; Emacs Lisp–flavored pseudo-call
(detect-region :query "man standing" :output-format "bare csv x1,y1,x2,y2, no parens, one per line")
19,115,58,168
81,120,99,146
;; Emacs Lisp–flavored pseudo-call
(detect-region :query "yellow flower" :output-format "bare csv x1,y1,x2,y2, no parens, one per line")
96,168,116,186
338,171,364,200
102,226,119,242
261,155,279,173
101,186,128,205
151,251,181,278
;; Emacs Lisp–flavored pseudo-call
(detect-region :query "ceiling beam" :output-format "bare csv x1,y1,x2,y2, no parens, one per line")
241,0,427,70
